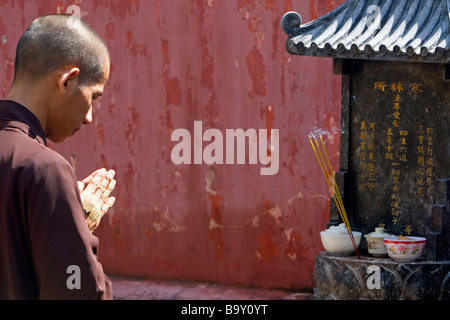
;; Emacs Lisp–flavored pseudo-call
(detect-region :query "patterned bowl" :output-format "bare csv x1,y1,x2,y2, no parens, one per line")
384,236,426,262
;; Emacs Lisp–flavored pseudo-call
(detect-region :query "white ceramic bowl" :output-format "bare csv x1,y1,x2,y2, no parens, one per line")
384,236,426,262
320,231,362,256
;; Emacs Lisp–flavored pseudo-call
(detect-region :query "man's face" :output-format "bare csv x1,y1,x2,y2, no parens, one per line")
47,59,110,143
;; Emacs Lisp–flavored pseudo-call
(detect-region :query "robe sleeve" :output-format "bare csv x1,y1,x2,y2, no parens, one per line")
23,151,113,300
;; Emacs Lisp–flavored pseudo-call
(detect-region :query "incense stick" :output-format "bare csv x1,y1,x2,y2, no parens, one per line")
309,133,361,259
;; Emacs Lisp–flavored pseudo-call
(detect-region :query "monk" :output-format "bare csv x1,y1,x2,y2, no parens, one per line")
0,14,116,300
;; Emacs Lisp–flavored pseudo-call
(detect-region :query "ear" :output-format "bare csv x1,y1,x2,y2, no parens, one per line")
57,67,80,93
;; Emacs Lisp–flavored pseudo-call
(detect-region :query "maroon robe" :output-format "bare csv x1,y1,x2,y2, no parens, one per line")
0,100,112,300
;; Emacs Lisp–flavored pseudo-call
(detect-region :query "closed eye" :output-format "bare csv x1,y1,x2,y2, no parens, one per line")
92,92,103,101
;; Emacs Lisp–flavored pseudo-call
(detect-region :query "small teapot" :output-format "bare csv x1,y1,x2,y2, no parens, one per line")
364,225,393,257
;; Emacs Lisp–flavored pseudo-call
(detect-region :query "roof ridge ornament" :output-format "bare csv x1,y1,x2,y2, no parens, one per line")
281,11,302,37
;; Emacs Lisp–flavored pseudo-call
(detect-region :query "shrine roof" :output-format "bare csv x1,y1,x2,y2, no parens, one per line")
281,0,450,63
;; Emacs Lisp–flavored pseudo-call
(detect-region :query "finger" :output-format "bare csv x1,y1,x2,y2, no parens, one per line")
90,188,104,212
86,180,115,216
85,218,93,230
100,197,116,218
101,197,116,213
77,181,85,194
81,176,101,201
86,217,100,232
81,171,106,202
88,196,115,232
81,168,106,187
94,179,115,211
86,215,95,229
96,169,115,192
102,179,116,199
92,220,100,231
98,177,110,192
106,169,116,181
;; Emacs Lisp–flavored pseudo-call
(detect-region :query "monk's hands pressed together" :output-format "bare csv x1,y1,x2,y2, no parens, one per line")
78,168,116,232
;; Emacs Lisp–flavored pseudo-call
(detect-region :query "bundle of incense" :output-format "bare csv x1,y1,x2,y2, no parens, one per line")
83,201,101,222
309,133,361,259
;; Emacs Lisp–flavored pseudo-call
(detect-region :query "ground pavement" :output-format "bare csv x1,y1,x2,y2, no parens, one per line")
110,275,314,300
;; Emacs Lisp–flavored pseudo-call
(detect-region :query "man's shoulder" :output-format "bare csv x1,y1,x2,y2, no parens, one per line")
28,145,73,176
7,135,73,178
21,147,77,196
0,122,75,184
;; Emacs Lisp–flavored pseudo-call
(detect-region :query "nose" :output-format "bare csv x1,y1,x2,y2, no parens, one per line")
83,106,93,125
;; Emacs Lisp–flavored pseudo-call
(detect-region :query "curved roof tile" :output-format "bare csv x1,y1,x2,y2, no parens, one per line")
281,0,450,63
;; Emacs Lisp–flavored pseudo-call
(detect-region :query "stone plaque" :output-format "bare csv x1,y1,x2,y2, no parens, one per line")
345,60,450,244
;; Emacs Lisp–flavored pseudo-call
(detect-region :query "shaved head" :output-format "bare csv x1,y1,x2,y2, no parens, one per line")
14,14,110,86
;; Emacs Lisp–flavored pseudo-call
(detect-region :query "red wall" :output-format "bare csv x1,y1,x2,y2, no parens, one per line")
0,0,345,291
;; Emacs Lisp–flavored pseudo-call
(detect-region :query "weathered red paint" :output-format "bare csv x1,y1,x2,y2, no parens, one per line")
0,0,346,291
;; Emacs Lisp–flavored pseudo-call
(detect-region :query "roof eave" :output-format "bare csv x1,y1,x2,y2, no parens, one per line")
282,0,450,64
285,38,450,64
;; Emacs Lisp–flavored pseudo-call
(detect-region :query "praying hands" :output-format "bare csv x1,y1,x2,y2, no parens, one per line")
78,169,116,232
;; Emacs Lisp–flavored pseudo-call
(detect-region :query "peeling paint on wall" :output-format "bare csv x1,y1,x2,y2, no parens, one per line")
205,169,225,259
0,0,346,291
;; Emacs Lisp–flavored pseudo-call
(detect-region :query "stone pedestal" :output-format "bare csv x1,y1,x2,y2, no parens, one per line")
313,252,450,300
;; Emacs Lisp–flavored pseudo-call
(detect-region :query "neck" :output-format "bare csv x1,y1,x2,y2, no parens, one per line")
6,81,49,132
